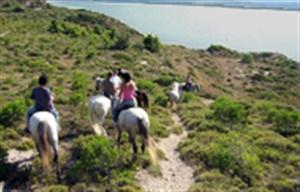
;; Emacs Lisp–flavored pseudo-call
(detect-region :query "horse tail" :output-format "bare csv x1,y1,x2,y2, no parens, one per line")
138,117,148,141
137,118,159,165
38,122,51,171
142,92,149,109
89,103,103,136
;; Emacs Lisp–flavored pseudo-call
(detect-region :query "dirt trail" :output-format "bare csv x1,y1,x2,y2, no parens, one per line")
135,113,194,192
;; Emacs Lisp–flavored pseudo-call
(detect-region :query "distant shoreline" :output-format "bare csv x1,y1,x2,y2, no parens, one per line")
82,0,300,11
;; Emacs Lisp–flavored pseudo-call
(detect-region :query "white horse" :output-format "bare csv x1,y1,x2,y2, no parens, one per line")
29,111,61,182
88,95,112,136
170,81,182,109
116,107,160,164
116,107,150,153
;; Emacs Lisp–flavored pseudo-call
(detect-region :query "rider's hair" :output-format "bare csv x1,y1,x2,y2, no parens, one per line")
117,68,123,76
39,75,48,85
122,72,131,83
107,72,113,78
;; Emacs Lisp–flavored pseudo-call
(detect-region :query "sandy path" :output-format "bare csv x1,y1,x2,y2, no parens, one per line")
135,113,194,192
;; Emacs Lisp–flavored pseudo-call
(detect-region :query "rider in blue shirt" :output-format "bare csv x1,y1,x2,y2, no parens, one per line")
25,75,59,133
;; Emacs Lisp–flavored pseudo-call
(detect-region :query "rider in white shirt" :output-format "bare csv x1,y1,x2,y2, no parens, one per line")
110,69,122,96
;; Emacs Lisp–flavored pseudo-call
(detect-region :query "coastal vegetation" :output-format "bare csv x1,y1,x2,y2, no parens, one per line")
0,0,299,191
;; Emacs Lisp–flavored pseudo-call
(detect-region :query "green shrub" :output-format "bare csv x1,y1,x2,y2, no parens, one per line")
267,179,298,192
153,93,168,107
266,108,299,137
196,121,228,133
207,45,230,53
179,131,264,186
111,34,130,50
49,20,88,37
72,72,88,92
211,97,248,128
69,93,85,106
17,139,35,150
68,136,141,190
85,51,96,60
13,5,25,12
143,34,161,53
154,75,173,86
181,92,197,103
149,116,170,138
112,53,132,62
171,126,184,135
241,53,254,64
0,98,26,127
136,80,157,94
68,136,119,183
45,185,68,192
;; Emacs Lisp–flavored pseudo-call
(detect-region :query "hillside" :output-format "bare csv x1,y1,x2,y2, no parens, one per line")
1,0,300,191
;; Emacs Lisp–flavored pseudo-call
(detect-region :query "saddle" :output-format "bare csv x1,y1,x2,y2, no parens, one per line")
36,107,51,113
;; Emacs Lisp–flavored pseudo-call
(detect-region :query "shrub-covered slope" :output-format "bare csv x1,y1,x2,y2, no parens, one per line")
0,0,299,191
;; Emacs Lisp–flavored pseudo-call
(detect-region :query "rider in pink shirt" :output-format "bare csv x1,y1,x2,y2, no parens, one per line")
113,72,136,122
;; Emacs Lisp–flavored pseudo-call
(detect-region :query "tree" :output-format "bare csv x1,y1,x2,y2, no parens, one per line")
143,34,161,53
241,53,254,64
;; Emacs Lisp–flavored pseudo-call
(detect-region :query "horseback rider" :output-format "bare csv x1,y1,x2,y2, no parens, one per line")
102,72,116,99
183,74,192,92
25,75,59,133
113,72,137,123
111,69,122,92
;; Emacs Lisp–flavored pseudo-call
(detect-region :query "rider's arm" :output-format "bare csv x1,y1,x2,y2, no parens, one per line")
119,83,124,98
129,81,136,91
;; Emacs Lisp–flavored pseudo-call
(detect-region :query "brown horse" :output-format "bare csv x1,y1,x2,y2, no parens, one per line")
135,90,149,109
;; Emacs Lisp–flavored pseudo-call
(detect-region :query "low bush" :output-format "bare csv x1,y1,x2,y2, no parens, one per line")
266,108,299,137
112,53,132,62
69,93,86,106
153,93,168,107
241,53,254,64
49,20,88,37
154,75,173,86
181,92,198,103
136,80,157,94
111,34,130,50
44,185,68,192
17,139,35,151
179,131,264,186
149,116,170,139
143,34,161,53
211,97,249,128
0,98,26,127
68,136,142,191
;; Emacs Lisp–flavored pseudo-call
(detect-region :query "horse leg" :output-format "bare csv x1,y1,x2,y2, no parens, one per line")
117,128,122,149
36,144,42,158
141,137,146,153
51,142,61,183
99,116,107,136
129,134,138,154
